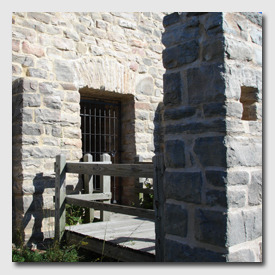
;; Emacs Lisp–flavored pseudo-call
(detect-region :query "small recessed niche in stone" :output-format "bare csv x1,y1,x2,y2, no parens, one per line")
240,86,259,121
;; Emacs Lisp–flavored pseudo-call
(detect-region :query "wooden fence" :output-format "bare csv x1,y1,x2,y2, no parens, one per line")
54,153,165,261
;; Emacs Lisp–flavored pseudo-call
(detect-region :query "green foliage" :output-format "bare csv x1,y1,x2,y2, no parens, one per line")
65,204,85,226
12,241,81,262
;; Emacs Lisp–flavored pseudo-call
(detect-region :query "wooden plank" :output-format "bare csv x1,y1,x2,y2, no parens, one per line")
65,196,155,220
66,193,112,201
100,153,111,221
66,162,154,178
153,155,165,262
83,153,94,223
66,231,155,262
55,154,66,242
134,155,144,207
134,188,154,195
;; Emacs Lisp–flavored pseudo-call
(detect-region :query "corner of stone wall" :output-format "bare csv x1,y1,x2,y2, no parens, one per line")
162,12,262,262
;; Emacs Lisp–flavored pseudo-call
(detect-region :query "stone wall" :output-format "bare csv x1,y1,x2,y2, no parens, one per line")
12,12,167,244
162,12,262,262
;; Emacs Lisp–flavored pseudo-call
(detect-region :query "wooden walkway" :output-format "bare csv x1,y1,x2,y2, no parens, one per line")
65,212,155,262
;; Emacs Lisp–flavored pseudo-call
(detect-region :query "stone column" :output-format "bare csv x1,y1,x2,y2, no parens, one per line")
162,12,262,262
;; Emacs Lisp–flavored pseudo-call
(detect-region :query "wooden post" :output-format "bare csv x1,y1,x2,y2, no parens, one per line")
55,154,66,242
100,153,111,221
83,153,94,223
153,154,165,262
134,155,144,208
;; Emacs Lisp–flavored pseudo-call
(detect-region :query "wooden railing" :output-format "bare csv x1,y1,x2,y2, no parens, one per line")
54,153,165,261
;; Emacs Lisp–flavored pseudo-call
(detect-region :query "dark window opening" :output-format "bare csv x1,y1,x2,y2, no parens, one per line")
240,86,259,121
80,97,122,202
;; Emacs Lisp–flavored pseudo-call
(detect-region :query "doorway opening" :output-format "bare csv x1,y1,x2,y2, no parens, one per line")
80,97,121,203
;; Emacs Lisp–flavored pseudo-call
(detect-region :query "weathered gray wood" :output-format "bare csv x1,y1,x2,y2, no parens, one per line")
65,196,155,220
153,154,165,262
100,153,111,221
66,232,155,262
55,154,66,242
83,153,94,223
134,155,144,207
66,162,154,178
66,193,112,201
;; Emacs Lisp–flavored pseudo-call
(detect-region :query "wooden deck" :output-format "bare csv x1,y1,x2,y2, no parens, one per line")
65,212,156,262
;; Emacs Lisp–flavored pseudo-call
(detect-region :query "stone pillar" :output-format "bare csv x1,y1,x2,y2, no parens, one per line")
162,12,262,262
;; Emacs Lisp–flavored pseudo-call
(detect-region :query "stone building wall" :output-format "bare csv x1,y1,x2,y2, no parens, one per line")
12,12,167,244
162,12,262,262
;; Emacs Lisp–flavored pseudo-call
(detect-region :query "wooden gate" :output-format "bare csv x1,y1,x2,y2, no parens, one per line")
54,153,165,261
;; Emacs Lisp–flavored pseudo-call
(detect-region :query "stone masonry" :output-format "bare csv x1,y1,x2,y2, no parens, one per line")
12,12,167,245
162,12,262,262
12,11,262,262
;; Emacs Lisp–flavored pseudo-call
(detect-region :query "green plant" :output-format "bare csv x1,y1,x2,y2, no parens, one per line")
65,204,85,226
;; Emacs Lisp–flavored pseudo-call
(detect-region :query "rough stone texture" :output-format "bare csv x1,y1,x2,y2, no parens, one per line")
12,12,167,246
164,238,226,262
164,203,188,237
162,12,262,262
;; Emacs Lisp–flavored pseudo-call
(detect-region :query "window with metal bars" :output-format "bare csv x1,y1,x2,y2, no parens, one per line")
80,98,121,199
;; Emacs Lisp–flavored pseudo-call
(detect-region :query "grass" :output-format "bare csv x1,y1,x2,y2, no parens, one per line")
12,241,119,262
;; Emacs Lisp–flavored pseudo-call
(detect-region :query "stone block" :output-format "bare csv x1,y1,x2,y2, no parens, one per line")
165,119,226,135
35,109,61,124
37,59,53,72
27,68,47,79
23,94,41,107
22,123,44,136
12,64,22,75
205,189,227,207
39,82,58,95
194,136,227,167
242,207,262,241
227,211,246,246
43,96,61,109
54,59,76,83
205,170,227,187
61,112,80,127
248,171,262,206
12,39,20,52
12,53,35,68
227,249,255,262
195,208,227,247
202,38,224,62
64,28,80,42
164,139,185,168
250,28,262,46
53,37,75,51
253,47,262,66
52,125,62,137
164,203,188,237
63,128,81,139
225,39,253,61
136,75,154,96
203,102,226,117
163,72,182,106
27,12,51,24
22,109,33,122
164,239,226,262
227,187,246,208
204,13,223,36
12,26,37,43
22,41,45,57
164,171,202,203
163,12,180,27
226,137,262,167
187,64,226,105
163,40,199,69
164,106,196,120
